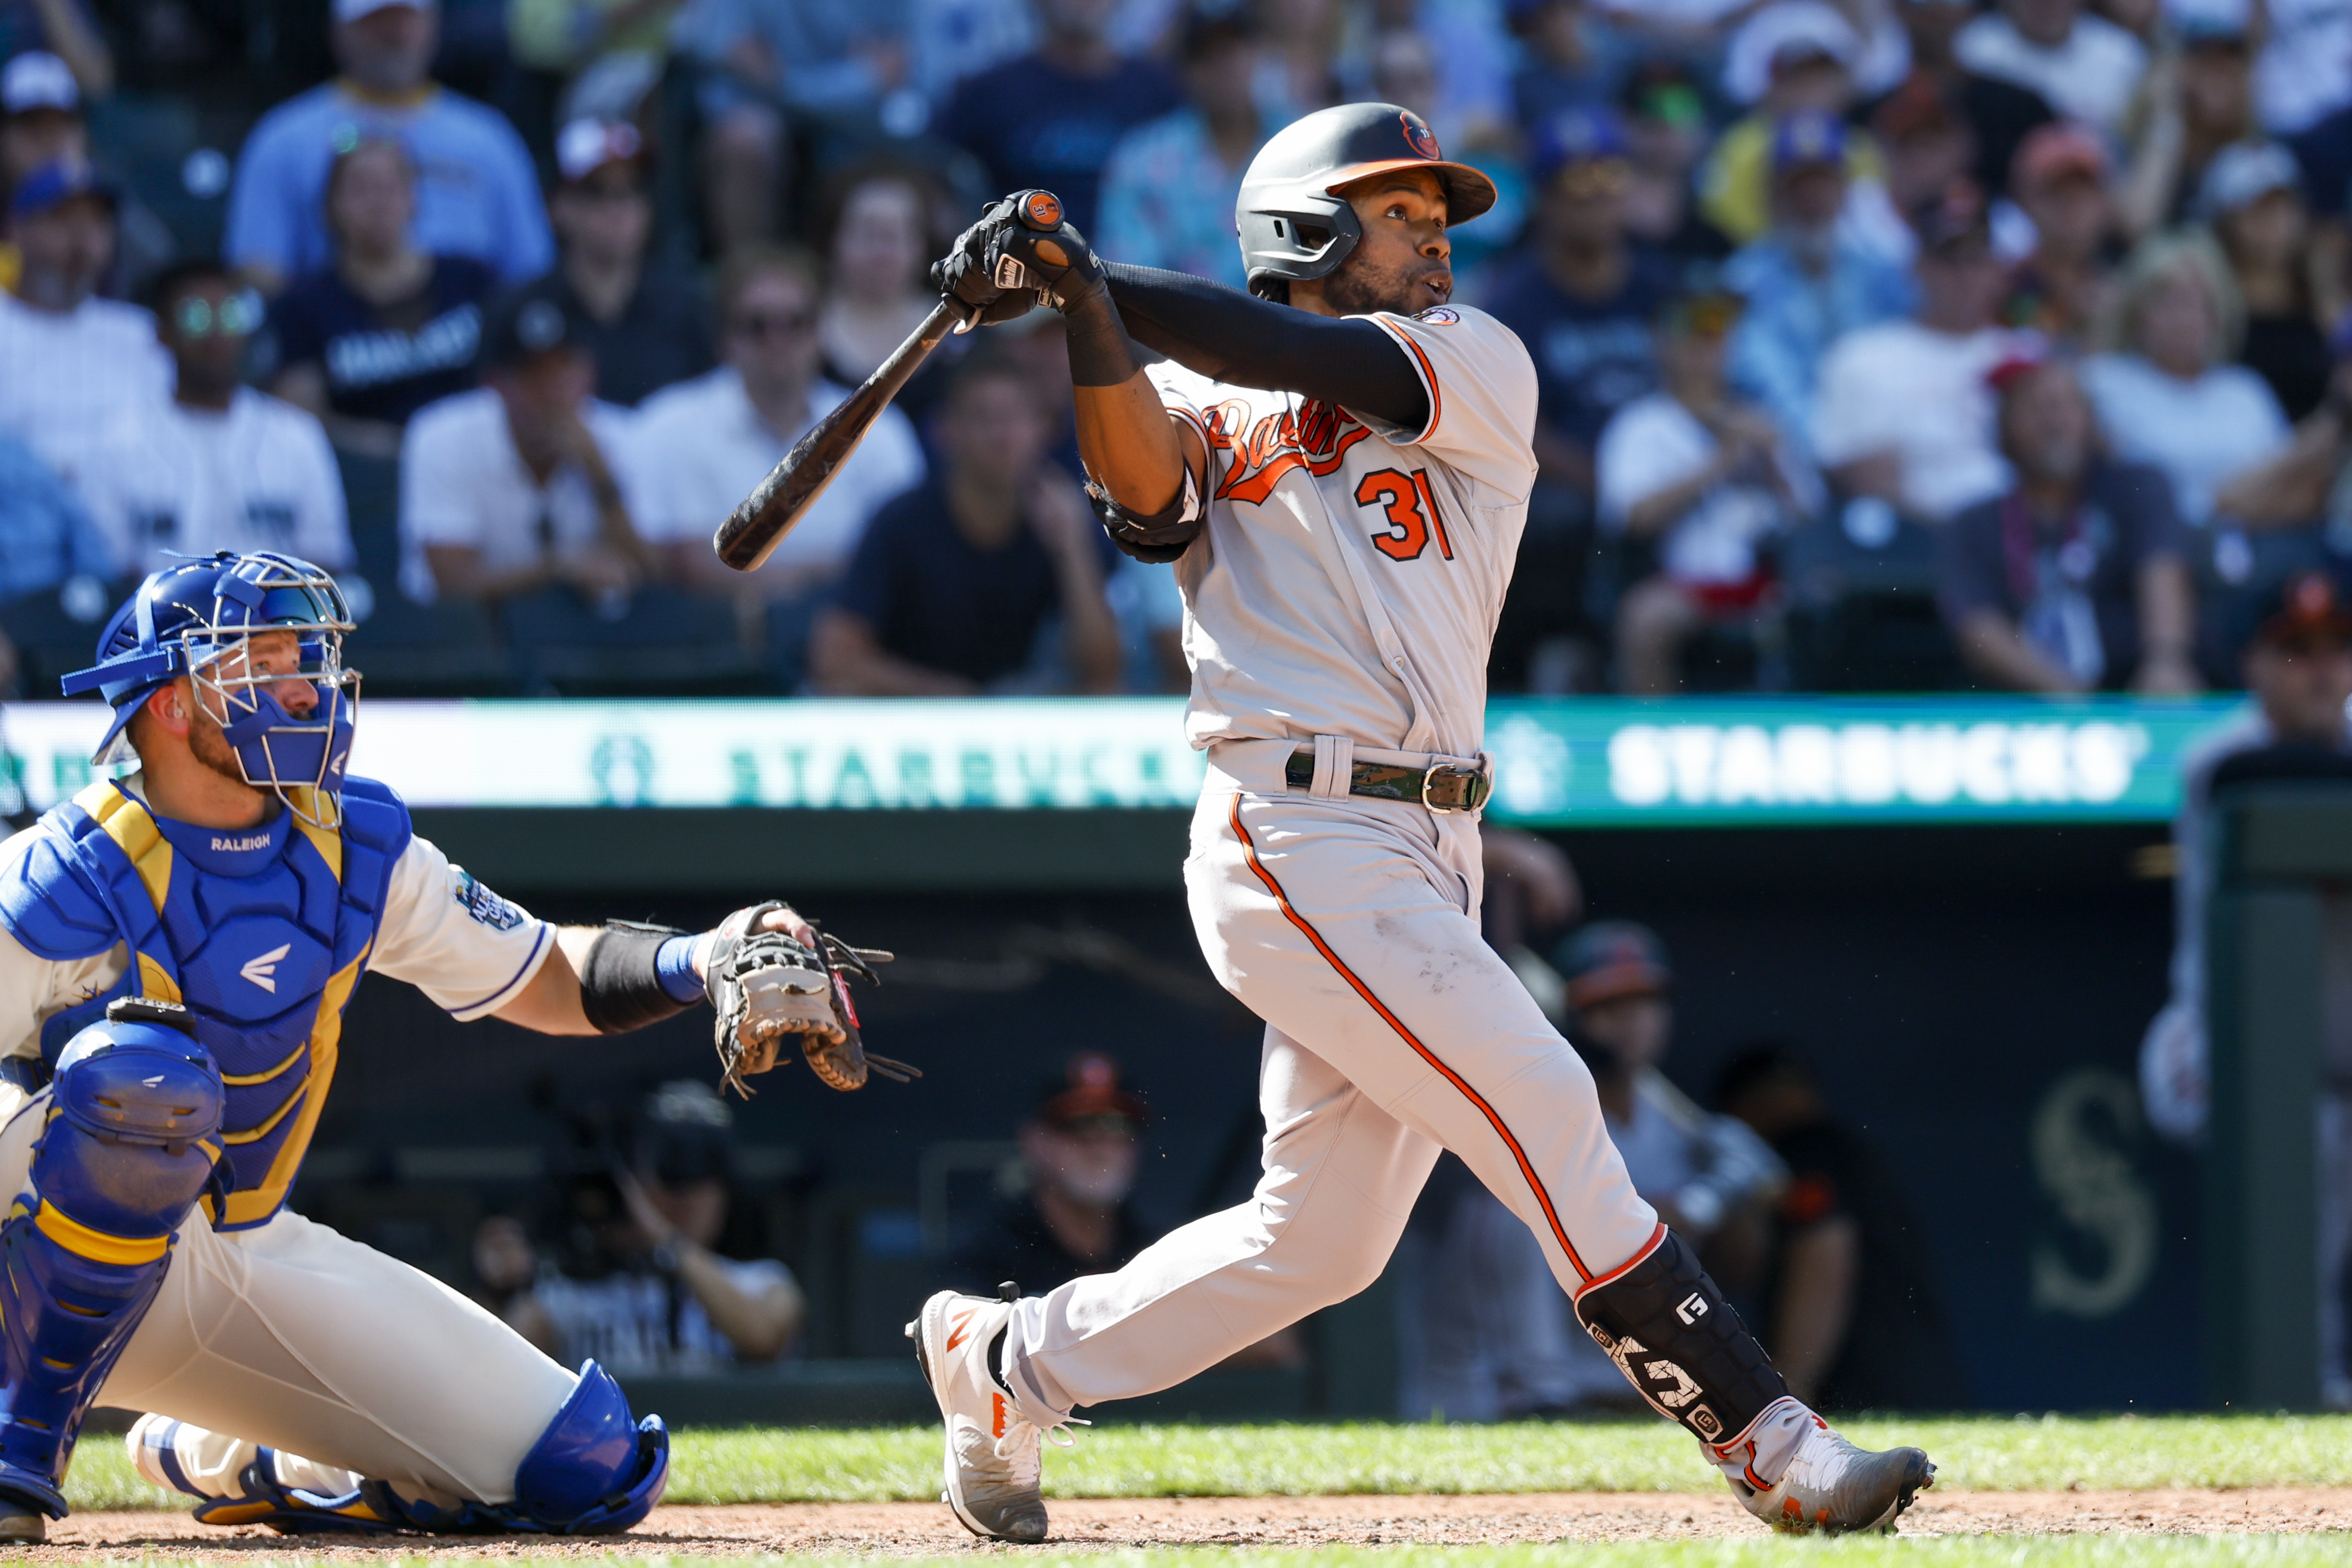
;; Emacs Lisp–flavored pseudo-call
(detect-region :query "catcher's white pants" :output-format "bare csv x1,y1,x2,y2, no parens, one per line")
0,1082,574,1507
1005,740,1661,1417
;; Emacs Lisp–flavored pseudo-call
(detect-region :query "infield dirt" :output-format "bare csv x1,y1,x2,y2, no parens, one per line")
19,1489,2352,1557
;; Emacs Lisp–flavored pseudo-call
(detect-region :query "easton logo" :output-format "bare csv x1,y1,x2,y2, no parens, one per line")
240,943,292,993
1403,114,1441,160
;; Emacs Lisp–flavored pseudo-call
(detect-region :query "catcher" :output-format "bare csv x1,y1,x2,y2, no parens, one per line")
0,550,896,1541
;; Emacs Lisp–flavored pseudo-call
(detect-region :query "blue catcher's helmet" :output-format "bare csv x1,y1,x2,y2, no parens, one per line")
61,552,359,827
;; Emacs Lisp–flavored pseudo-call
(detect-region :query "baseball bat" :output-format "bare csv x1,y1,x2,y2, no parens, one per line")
712,296,971,572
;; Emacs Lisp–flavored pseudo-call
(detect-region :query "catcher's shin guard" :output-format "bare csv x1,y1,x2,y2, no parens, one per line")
0,1006,223,1518
1572,1227,1787,1454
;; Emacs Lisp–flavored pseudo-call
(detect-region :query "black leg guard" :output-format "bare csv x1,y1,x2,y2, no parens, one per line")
1572,1228,1788,1449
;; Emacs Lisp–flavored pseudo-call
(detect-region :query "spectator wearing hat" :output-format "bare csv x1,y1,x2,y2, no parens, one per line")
1599,277,1818,694
636,245,925,657
505,1080,806,1373
949,1054,1158,1295
265,137,499,460
537,118,713,409
0,53,170,303
2083,231,2289,527
225,0,552,295
2135,572,2352,1399
2198,143,2339,421
78,260,352,580
0,0,110,99
1096,8,1268,293
2003,124,2117,346
1955,0,2147,138
2115,8,2262,241
1872,0,2054,202
0,159,168,504
1614,61,1735,263
1555,920,1786,1295
399,281,659,606
1868,72,1978,240
1507,0,1634,134
1937,352,2195,692
1701,3,1902,251
1723,111,1914,442
1808,184,2022,523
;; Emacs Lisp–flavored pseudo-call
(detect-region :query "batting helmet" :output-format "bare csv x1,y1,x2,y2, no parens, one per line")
1235,102,1498,298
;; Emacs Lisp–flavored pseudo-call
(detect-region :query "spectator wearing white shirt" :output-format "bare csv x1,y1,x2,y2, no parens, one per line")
1810,184,2023,523
2082,229,2290,527
1954,0,2147,137
638,246,924,664
80,260,352,580
399,281,659,606
0,160,168,502
1599,278,1816,694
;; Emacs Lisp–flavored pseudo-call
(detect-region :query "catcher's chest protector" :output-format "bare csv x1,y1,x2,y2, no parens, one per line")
0,778,409,1230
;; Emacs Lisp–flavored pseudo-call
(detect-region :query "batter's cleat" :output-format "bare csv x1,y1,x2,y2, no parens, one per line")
907,1289,1076,1544
0,1499,44,1543
1732,1420,1934,1534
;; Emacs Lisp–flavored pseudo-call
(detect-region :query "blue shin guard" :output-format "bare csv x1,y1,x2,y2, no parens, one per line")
0,1004,222,1517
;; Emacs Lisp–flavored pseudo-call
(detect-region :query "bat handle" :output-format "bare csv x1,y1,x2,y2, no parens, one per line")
1015,190,1066,232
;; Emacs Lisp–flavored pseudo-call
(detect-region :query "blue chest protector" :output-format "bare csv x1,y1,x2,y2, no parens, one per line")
0,779,409,1231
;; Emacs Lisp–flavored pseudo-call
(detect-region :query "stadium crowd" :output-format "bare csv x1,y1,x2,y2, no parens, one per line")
8,0,2352,695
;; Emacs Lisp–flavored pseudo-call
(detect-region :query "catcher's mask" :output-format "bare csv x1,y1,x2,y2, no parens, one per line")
62,552,359,830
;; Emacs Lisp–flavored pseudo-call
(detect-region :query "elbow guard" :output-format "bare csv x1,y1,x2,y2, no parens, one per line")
1088,465,1203,564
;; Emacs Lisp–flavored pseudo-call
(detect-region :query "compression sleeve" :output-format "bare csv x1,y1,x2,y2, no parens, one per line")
1102,263,1431,430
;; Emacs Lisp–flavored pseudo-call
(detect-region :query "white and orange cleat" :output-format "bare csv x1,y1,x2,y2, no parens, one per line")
1733,1418,1934,1534
906,1288,1072,1544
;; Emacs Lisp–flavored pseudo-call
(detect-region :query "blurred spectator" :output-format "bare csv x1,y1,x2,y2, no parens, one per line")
508,1081,805,1373
1723,112,1913,442
1258,0,1346,117
818,167,943,389
265,138,497,459
1486,110,1674,518
949,1053,1155,1293
935,0,1181,238
2257,0,2352,136
225,0,552,294
2202,142,2339,422
0,54,170,304
1937,353,2195,693
507,0,682,101
685,0,912,250
1715,1045,1966,1410
1954,0,2146,138
79,260,351,577
2083,231,2289,528
2218,324,2352,527
2115,10,2259,241
1700,4,1887,250
910,0,1035,107
1868,73,1978,235
400,283,658,604
1507,0,1632,132
1339,0,1515,152
639,246,925,634
0,161,168,501
1096,7,1266,291
1556,921,1785,1295
1720,0,1911,109
1616,60,1734,262
1878,0,2054,201
1809,184,2017,524
811,350,1121,695
0,0,109,98
0,424,109,696
2003,124,2116,345
541,118,714,408
1600,278,1815,694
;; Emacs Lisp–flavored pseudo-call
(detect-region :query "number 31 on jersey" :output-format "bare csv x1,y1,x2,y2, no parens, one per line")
1355,468,1454,563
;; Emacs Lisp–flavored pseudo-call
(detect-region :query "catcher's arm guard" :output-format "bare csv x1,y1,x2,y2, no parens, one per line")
702,902,917,1095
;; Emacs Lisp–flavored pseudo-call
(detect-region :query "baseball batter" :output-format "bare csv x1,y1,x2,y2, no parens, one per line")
909,104,1935,1540
0,550,878,1541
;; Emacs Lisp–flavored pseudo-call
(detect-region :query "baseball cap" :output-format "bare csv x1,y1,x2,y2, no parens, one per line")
633,1080,734,1187
8,158,115,221
2013,123,2107,192
1983,332,2055,395
2196,142,2301,221
1870,74,1962,145
2253,571,2352,648
482,282,580,366
2174,0,2252,46
555,117,644,184
1528,107,1629,186
334,0,435,19
1724,0,1860,105
1554,921,1672,1012
1033,1053,1148,1132
1771,109,1848,173
1,51,78,117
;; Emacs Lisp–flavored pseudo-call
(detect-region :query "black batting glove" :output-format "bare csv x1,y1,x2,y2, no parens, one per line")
930,198,1042,328
983,190,1108,314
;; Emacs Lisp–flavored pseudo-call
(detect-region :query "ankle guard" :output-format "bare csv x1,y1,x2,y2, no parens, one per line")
1572,1227,1788,1450
0,1004,223,1517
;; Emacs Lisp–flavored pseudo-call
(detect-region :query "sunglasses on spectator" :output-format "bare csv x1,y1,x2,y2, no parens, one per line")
730,310,815,339
1554,159,1631,199
174,289,265,339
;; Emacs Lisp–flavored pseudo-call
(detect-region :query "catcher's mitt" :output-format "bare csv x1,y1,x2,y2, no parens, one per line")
704,902,917,1095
